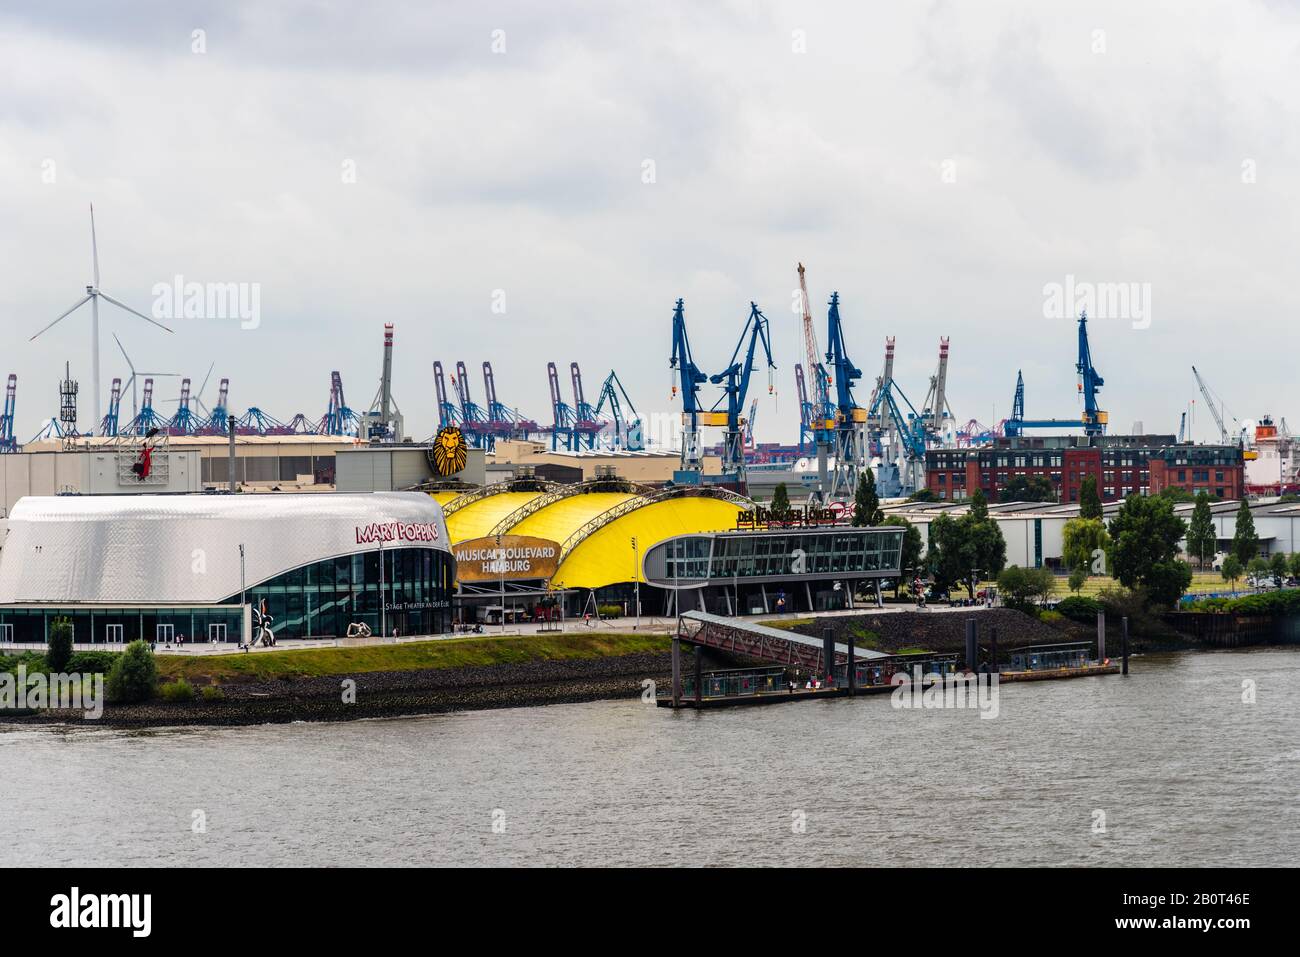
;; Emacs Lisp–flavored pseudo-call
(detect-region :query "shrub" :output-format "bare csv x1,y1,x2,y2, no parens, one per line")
159,677,194,702
1056,595,1103,623
1067,567,1087,594
996,565,1055,610
46,618,74,673
65,651,119,675
200,685,226,701
106,640,158,704
596,604,623,618
1,650,47,674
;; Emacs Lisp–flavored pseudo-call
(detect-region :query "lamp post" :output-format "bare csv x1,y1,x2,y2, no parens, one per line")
497,533,505,634
379,538,387,640
239,543,246,645
631,536,640,631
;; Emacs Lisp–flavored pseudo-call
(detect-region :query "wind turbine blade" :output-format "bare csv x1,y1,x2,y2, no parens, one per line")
90,203,100,289
197,361,214,397
30,294,92,340
112,332,135,373
99,292,173,333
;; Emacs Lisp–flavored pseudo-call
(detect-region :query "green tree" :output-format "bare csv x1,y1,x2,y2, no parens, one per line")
1079,474,1103,520
46,617,73,673
1062,517,1110,572
881,516,923,595
852,469,883,528
1068,566,1087,594
1268,552,1289,587
906,488,937,503
1184,491,1216,568
1157,487,1198,504
1231,499,1259,566
926,491,1006,599
1290,552,1300,580
769,482,792,522
1247,556,1269,581
1220,555,1242,591
997,565,1055,610
1106,493,1191,607
1000,474,1056,503
106,640,158,704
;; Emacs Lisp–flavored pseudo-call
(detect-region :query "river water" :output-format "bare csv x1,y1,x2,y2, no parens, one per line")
2,648,1297,867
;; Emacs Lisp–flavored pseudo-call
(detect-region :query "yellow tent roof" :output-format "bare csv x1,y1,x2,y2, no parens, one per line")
552,496,744,590
429,491,463,506
445,491,543,543
507,491,635,546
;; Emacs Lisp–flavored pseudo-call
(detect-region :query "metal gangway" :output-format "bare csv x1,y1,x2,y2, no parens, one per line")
674,610,890,675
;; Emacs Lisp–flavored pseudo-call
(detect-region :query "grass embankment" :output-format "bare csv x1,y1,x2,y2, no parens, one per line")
157,632,671,683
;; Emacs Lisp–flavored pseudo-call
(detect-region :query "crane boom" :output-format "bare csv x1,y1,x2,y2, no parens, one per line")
1192,365,1231,444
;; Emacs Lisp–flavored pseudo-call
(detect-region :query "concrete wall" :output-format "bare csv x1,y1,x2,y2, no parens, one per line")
335,445,486,491
1,449,201,516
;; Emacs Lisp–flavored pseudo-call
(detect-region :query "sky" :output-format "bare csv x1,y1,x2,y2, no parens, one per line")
1,0,1297,447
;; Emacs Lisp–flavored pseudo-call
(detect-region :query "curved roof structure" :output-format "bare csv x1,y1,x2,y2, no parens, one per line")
551,495,745,589
425,482,752,591
444,491,542,542
0,492,449,605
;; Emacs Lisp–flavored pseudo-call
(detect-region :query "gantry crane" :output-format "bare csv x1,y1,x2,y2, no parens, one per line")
1004,312,1106,436
542,361,577,450
483,361,539,444
1192,365,1237,445
797,263,834,452
0,374,17,452
452,360,491,448
99,377,123,436
570,363,603,450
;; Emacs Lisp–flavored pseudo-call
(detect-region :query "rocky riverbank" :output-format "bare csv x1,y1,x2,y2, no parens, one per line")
5,651,674,728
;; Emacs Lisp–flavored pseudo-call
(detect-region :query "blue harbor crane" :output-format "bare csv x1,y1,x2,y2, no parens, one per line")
452,360,492,449
824,292,867,499
0,374,15,452
669,298,710,474
593,369,643,450
542,361,577,450
710,302,775,479
99,377,122,437
1003,311,1107,437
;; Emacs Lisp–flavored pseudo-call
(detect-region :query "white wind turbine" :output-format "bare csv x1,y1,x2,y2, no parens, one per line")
113,333,180,424
30,204,173,428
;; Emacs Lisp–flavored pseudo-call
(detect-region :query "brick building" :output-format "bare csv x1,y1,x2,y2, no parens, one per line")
925,435,1244,503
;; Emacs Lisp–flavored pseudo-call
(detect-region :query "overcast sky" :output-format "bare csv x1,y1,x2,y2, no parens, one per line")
1,1,1296,446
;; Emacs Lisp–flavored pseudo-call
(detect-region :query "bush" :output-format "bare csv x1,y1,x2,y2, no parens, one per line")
596,604,623,618
106,640,158,703
200,684,226,701
65,650,119,675
1,650,47,674
1056,595,1103,623
996,565,1055,610
159,677,194,702
46,618,74,673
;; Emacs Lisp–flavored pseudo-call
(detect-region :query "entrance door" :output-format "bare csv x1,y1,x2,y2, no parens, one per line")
156,623,174,645
0,623,12,644
105,623,124,645
209,623,227,643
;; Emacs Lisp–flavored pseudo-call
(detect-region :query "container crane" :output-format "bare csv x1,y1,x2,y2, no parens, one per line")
123,377,167,436
743,397,758,450
669,298,711,473
452,360,491,448
542,361,577,450
593,369,643,450
0,374,16,452
431,362,461,431
100,377,123,436
919,337,953,442
710,302,775,479
321,371,361,435
483,361,539,444
570,363,602,450
824,292,867,499
167,378,200,435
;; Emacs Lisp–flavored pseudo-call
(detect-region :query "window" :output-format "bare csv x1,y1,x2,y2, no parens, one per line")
105,623,124,643
156,623,174,643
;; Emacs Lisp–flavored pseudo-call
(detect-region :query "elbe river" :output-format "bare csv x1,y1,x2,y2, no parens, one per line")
3,648,1296,866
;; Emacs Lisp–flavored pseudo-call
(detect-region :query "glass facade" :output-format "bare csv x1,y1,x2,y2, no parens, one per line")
0,546,454,644
645,528,904,583
226,546,454,639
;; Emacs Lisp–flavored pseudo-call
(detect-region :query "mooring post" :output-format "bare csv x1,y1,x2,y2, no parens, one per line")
847,630,856,697
1096,610,1107,663
822,627,834,687
694,645,702,703
990,626,999,673
965,618,977,671
671,637,681,706
1121,616,1129,675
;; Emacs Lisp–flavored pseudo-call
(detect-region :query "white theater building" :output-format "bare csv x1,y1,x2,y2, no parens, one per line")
0,492,454,645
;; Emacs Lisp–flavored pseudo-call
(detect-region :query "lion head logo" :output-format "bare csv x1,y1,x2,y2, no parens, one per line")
431,426,468,476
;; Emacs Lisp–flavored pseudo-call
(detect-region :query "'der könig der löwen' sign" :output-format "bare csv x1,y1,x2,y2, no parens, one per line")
454,536,562,583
